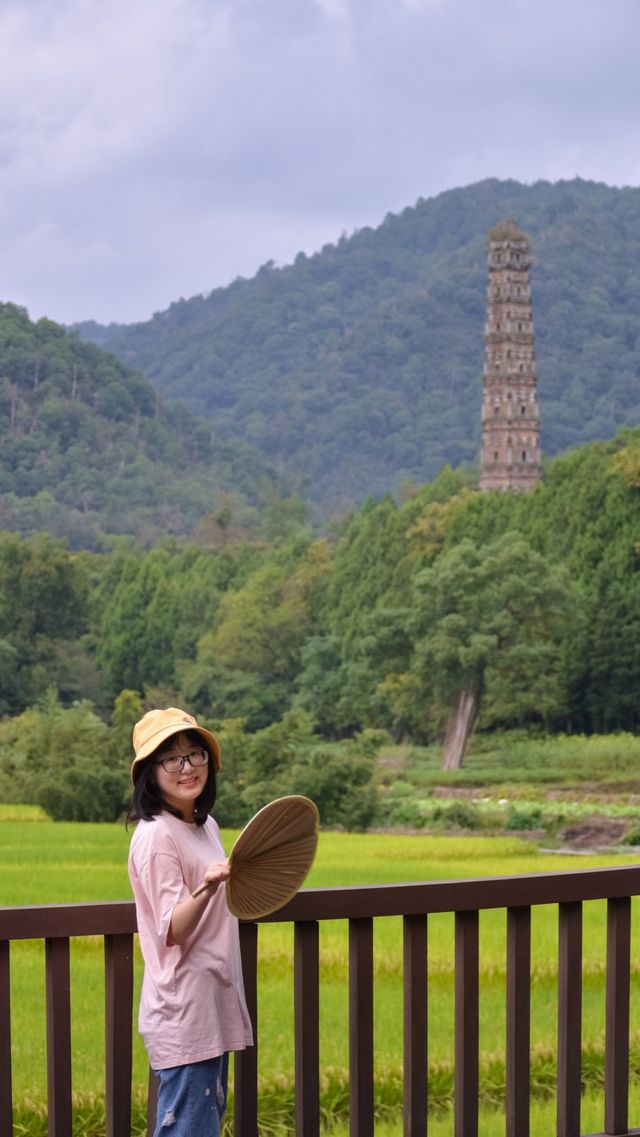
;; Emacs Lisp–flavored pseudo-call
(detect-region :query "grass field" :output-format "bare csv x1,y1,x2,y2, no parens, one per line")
3,814,640,1133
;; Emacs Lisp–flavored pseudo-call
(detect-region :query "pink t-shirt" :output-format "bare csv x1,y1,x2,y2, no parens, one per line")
128,811,253,1069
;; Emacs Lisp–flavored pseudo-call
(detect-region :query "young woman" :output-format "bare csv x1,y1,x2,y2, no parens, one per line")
128,707,253,1137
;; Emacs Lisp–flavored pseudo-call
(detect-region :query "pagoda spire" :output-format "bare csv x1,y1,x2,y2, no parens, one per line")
480,219,542,491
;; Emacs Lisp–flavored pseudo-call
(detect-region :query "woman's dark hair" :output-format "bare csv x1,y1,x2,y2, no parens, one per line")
127,729,217,827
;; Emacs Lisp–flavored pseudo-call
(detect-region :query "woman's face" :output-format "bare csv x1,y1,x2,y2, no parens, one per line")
152,731,209,821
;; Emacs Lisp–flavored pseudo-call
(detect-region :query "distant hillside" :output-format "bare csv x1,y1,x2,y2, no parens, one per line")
76,177,640,514
0,303,283,549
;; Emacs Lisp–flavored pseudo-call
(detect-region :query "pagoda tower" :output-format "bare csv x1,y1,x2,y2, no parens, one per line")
480,220,542,491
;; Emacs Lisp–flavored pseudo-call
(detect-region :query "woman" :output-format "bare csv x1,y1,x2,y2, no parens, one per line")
128,707,253,1136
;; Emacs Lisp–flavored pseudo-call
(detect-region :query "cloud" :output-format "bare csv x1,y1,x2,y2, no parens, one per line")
1,0,640,323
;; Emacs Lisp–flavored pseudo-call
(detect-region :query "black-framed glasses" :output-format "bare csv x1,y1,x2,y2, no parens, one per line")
156,748,209,774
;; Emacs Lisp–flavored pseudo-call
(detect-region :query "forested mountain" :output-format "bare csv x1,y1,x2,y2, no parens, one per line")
76,177,640,513
0,303,285,548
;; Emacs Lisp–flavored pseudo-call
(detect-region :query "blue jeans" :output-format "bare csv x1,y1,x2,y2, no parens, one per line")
153,1053,229,1137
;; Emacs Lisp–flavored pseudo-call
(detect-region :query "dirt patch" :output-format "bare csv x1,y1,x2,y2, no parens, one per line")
558,816,627,850
432,786,478,798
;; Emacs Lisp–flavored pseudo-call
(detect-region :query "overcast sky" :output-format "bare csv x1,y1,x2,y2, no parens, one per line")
2,0,640,326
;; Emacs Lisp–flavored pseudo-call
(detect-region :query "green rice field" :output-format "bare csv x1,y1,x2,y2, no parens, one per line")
2,814,640,1134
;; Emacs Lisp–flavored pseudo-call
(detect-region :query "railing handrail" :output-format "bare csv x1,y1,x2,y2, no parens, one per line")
3,863,640,937
3,863,640,1137
0,899,136,938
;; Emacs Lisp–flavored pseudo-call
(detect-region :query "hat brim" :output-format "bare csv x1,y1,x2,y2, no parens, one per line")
225,795,319,921
131,723,221,779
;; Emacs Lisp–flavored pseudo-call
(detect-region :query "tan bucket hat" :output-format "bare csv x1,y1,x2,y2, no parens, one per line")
131,707,221,781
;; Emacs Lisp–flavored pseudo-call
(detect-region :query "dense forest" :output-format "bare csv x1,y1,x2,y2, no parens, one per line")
0,303,289,548
76,177,640,513
2,425,640,824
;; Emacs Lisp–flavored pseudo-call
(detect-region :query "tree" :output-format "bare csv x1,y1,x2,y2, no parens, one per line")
95,543,248,696
295,636,364,737
0,691,128,820
111,689,144,761
0,532,90,710
185,541,332,727
408,532,575,768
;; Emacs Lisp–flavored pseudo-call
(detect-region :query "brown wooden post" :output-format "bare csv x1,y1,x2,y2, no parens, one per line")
0,940,12,1135
45,937,73,1137
403,913,428,1137
146,1067,158,1137
455,909,479,1137
349,917,374,1137
605,896,631,1135
294,921,320,1137
557,901,582,1137
235,921,259,1137
506,906,531,1137
104,933,134,1137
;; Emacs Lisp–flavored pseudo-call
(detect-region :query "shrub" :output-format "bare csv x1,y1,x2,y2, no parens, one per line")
214,714,380,831
288,747,378,831
505,806,544,831
38,768,127,822
376,796,426,829
432,802,481,830
0,692,128,821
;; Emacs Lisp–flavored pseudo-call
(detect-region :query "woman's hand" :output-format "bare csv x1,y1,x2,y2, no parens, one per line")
168,859,230,946
198,859,231,896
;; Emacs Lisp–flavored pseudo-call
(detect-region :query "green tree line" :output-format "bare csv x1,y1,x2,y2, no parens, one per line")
2,426,640,821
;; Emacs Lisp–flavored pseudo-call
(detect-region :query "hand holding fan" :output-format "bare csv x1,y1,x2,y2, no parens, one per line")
192,795,319,919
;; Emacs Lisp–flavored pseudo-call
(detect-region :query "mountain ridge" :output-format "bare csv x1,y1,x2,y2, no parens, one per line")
75,177,640,513
0,302,284,549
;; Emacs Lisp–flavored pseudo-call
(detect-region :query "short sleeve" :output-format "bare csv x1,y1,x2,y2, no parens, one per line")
136,848,188,946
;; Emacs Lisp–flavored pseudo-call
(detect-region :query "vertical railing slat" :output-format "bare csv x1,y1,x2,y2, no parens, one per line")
0,940,12,1134
403,913,428,1137
235,921,259,1137
146,1066,158,1137
455,909,479,1137
605,895,631,1135
349,916,374,1137
104,932,134,1137
294,920,320,1137
557,901,582,1137
45,936,72,1137
506,906,531,1137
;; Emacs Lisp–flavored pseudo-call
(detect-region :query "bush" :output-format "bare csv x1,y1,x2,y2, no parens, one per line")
505,806,544,831
354,728,390,758
375,795,426,829
288,747,378,831
431,802,481,830
213,713,380,831
386,780,415,798
38,767,127,822
0,691,129,821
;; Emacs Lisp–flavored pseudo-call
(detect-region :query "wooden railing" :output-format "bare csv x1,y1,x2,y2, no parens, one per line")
2,864,640,1136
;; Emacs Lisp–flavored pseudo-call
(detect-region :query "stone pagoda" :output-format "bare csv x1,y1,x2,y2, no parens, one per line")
479,219,542,490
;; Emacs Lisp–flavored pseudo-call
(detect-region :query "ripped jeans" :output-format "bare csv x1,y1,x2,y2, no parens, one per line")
153,1053,229,1137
